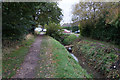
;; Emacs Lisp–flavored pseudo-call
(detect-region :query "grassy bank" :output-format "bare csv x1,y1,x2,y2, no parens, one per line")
2,35,35,78
37,36,92,78
73,38,120,78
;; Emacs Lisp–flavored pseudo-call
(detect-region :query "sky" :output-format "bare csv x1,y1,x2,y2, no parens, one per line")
58,0,79,25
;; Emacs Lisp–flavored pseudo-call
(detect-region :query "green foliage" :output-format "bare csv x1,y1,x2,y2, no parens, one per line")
80,24,92,37
73,39,119,78
72,2,120,45
2,2,63,42
72,26,79,32
91,17,120,45
63,34,78,45
36,2,63,27
57,34,70,44
78,18,94,37
45,22,63,41
2,2,37,40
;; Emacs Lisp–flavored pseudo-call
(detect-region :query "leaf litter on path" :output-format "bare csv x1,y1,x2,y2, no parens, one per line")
12,35,43,78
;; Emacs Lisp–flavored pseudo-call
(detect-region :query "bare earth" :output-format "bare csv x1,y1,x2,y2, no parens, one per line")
12,35,42,78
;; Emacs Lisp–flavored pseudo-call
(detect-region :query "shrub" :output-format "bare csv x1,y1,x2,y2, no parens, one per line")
58,34,70,43
80,14,120,45
71,26,79,32
45,22,63,41
63,34,78,45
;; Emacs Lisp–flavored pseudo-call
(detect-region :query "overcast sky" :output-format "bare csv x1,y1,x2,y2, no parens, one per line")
58,0,79,25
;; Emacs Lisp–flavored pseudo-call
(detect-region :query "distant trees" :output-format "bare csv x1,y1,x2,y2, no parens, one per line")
35,2,63,27
2,2,63,40
72,2,120,45
45,22,63,41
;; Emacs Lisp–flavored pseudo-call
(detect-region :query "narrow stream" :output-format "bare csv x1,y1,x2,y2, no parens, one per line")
70,53,79,62
66,46,79,62
66,45,104,78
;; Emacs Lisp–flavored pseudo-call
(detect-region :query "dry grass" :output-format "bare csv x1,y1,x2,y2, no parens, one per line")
25,34,34,40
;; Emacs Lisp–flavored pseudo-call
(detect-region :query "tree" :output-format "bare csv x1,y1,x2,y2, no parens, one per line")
3,2,37,40
72,2,118,25
35,2,63,28
72,2,120,45
2,2,63,40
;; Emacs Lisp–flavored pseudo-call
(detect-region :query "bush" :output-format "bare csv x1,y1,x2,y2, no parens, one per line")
72,26,79,32
81,25,92,37
58,34,70,43
90,17,120,45
63,34,78,45
45,22,63,41
80,13,120,45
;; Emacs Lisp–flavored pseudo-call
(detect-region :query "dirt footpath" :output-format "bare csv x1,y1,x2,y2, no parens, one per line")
12,35,42,78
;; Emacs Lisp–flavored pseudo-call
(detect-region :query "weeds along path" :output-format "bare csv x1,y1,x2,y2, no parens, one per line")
13,35,42,78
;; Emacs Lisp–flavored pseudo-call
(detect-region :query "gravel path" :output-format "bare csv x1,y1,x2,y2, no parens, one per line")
12,35,42,78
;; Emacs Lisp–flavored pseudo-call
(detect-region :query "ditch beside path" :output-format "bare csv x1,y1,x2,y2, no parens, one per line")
12,35,42,78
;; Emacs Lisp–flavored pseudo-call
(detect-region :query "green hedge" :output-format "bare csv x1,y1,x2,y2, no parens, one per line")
45,22,63,41
63,34,78,45
80,17,120,45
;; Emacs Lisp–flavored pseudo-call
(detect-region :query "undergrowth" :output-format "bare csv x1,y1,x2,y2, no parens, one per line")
73,39,120,78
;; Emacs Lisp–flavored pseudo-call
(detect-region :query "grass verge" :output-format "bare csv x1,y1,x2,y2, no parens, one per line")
2,36,35,78
45,36,91,78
